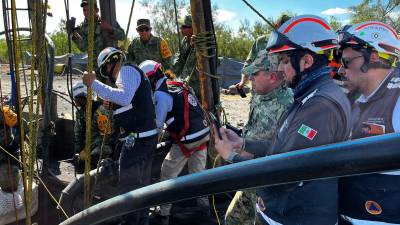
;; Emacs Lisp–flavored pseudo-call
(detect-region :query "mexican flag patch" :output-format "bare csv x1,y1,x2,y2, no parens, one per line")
298,124,317,140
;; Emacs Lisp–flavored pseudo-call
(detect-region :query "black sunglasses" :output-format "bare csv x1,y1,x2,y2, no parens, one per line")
340,55,363,69
137,27,150,32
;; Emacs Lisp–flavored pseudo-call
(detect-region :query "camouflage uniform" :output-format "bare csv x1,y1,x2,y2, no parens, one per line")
127,18,173,71
72,18,125,82
172,15,201,99
225,51,293,225
0,107,20,192
75,101,114,168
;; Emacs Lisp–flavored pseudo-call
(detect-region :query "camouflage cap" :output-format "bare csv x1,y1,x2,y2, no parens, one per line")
80,0,98,8
137,18,151,29
179,15,192,27
242,50,280,75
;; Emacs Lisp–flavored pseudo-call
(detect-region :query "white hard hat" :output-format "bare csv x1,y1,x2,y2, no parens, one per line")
139,60,162,78
72,82,87,98
338,21,400,59
97,47,125,78
267,15,338,54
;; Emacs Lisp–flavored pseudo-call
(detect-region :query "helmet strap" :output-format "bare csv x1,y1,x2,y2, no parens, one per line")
289,50,306,89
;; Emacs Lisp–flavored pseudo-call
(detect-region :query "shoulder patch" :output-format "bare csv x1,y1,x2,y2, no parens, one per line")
301,89,318,105
387,77,400,89
298,124,317,140
160,39,172,59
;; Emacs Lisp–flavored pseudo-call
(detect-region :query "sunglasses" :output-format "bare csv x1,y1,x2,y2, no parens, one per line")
340,55,363,69
137,28,150,32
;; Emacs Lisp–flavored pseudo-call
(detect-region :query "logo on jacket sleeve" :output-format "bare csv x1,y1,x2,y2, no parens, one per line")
365,200,382,215
298,124,317,140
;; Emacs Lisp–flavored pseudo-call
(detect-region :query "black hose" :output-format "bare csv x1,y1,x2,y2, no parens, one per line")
60,133,400,225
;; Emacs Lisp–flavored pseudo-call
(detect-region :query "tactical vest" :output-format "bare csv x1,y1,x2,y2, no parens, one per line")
258,75,352,225
340,68,400,224
158,81,209,144
130,36,163,65
113,64,156,138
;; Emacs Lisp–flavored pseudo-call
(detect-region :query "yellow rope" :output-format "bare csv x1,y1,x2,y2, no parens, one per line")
0,145,70,219
28,2,39,224
84,0,96,208
10,1,31,224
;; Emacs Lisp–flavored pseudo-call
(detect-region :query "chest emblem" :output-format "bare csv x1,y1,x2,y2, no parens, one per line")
188,94,198,107
361,122,385,135
297,124,317,140
365,200,382,215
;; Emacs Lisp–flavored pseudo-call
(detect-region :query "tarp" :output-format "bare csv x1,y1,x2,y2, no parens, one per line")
217,57,244,88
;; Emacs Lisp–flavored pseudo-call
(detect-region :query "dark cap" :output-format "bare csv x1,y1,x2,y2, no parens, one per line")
179,15,192,27
80,0,98,8
137,19,151,29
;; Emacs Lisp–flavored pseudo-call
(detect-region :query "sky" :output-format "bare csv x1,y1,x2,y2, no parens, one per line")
0,0,396,39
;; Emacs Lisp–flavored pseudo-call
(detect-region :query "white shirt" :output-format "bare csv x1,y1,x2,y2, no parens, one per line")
154,78,173,128
92,65,141,106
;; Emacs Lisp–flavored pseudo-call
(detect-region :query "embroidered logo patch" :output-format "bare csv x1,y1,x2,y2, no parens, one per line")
188,94,198,107
298,124,317,140
365,200,382,215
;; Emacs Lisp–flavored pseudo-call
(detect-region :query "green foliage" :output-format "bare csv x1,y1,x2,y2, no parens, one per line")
0,39,8,63
49,19,81,56
350,0,400,30
215,23,253,61
141,0,185,54
329,16,343,30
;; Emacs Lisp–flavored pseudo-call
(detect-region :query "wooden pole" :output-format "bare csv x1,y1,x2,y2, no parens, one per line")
190,0,215,111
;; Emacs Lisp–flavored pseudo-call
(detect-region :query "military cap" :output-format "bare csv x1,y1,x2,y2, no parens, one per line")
137,19,151,29
242,50,280,75
80,0,97,7
179,15,192,27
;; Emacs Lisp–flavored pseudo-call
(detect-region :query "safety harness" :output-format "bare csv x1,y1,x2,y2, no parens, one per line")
166,81,207,158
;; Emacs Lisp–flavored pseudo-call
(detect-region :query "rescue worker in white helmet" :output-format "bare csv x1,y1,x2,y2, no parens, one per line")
82,47,158,225
139,60,210,224
337,21,400,225
214,15,352,224
72,82,114,171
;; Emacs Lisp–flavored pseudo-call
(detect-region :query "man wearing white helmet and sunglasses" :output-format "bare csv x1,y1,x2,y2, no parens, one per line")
215,15,352,224
83,47,158,225
337,21,400,225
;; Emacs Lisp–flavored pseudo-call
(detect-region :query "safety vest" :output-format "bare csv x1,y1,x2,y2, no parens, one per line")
340,68,400,225
113,64,157,139
158,81,209,157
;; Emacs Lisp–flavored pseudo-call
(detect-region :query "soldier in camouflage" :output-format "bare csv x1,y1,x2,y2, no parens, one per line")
72,82,114,170
72,0,125,83
171,15,202,99
224,51,293,225
127,19,173,70
0,106,20,193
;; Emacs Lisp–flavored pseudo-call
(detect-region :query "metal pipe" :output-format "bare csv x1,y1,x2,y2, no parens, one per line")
60,133,400,225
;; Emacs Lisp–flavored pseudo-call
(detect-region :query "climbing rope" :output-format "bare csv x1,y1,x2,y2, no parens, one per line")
10,0,31,223
241,0,275,29
191,31,216,58
123,0,135,51
83,0,96,209
28,3,41,221
173,0,182,53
